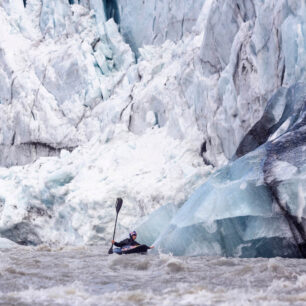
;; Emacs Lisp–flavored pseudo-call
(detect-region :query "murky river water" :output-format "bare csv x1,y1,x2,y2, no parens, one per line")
1,245,306,305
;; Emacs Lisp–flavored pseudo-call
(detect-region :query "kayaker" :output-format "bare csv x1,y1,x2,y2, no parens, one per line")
112,231,154,249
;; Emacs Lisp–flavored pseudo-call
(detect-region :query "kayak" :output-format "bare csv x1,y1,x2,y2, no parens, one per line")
113,244,150,255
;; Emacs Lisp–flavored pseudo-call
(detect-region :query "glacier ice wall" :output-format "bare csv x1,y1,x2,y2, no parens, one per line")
0,0,305,252
1,0,305,168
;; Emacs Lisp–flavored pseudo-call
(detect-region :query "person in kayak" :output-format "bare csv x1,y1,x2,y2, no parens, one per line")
112,231,154,249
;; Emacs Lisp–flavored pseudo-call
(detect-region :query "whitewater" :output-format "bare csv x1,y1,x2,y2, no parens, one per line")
1,245,306,306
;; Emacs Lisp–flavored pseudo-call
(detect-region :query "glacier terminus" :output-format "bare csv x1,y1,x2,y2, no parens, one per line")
0,0,305,260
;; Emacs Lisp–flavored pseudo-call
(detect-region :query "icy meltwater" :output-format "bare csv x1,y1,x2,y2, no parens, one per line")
1,246,306,305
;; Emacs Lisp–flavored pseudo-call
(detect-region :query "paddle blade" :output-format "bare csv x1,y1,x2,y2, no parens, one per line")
116,198,123,214
108,245,113,254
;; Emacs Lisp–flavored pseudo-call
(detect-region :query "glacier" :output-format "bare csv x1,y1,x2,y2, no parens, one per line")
0,0,305,258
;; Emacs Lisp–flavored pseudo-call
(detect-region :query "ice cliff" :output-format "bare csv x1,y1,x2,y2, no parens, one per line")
0,0,305,257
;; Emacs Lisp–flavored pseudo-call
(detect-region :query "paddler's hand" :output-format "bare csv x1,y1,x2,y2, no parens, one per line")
150,246,154,249
111,240,115,244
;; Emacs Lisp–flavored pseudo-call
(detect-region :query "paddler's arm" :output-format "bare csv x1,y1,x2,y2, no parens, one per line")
112,238,129,247
112,240,122,247
112,240,120,247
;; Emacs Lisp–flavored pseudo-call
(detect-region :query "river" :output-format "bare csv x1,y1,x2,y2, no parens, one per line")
1,246,306,305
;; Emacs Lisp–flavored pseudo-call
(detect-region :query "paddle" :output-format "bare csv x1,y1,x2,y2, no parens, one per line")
108,197,123,254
